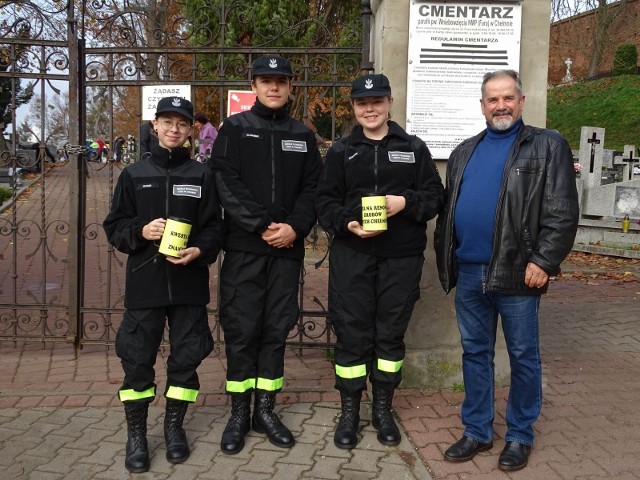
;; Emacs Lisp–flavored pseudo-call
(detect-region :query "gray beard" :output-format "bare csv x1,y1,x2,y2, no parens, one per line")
491,116,514,131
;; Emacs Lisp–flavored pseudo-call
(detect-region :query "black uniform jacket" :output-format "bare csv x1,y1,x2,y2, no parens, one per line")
316,121,445,258
103,144,224,309
210,100,322,260
434,124,580,295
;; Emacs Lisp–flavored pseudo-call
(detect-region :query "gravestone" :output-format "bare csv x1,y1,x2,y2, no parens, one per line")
0,166,24,188
613,145,639,182
0,167,13,186
602,149,616,169
614,185,640,217
0,148,36,187
578,126,605,188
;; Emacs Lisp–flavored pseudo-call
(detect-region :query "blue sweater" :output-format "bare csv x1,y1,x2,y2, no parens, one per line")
454,120,522,265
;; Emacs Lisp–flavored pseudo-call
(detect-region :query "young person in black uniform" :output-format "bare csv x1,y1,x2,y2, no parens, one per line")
104,97,224,473
316,73,445,449
210,55,322,455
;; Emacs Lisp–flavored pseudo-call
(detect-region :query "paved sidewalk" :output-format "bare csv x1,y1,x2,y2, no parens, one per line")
2,279,639,479
0,343,432,479
2,164,640,479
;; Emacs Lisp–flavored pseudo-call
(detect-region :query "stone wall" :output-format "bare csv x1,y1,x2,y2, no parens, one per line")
549,0,640,84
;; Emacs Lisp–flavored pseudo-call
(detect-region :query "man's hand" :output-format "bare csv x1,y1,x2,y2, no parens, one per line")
385,195,406,218
261,223,296,248
348,220,383,238
525,262,549,288
165,246,201,265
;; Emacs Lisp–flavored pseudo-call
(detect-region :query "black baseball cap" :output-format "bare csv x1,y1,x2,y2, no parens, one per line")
251,55,294,78
350,73,392,99
155,97,194,122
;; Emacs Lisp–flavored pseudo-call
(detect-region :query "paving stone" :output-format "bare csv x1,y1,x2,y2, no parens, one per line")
278,442,320,466
270,463,312,480
339,449,381,474
36,446,92,473
22,472,64,480
210,452,251,471
303,455,348,480
298,422,332,445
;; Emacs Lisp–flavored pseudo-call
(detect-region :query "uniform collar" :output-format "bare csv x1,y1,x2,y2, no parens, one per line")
251,99,290,121
150,144,192,168
349,120,409,144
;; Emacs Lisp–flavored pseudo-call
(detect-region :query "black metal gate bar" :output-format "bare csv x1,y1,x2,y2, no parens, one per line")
0,0,371,350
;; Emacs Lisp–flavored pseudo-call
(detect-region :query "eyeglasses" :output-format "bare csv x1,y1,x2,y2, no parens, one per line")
157,118,192,132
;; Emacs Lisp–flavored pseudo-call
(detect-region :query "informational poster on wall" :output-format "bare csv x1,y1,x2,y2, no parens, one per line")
406,1,522,159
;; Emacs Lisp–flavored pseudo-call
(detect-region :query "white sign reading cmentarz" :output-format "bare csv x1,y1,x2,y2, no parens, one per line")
406,1,522,160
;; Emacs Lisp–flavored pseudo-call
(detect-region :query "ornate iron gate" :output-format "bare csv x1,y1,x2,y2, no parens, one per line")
0,1,371,350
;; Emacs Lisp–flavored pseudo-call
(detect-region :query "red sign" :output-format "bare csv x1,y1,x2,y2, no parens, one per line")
227,90,257,117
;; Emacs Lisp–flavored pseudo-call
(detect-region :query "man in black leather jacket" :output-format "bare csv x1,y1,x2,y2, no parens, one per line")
434,70,579,472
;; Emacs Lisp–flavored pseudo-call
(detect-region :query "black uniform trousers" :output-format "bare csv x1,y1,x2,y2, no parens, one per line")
219,251,301,395
328,241,423,395
115,305,214,403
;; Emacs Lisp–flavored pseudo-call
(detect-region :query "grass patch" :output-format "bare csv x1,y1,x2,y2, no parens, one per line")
547,75,640,151
452,382,465,393
0,187,12,204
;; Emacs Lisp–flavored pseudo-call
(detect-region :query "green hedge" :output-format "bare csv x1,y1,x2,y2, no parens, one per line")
612,44,638,76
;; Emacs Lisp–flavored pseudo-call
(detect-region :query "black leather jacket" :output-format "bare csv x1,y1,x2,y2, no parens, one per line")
434,124,579,294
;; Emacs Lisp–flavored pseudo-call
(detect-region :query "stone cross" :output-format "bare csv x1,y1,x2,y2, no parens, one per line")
587,132,600,173
613,145,640,182
563,58,573,83
578,126,605,188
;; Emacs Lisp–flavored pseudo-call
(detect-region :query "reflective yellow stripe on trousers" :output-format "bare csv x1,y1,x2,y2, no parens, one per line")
377,358,404,373
119,386,156,402
166,385,199,402
226,378,256,393
256,377,284,391
335,364,367,379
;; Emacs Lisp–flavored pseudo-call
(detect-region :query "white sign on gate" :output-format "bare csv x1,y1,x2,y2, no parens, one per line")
142,85,192,120
406,0,522,159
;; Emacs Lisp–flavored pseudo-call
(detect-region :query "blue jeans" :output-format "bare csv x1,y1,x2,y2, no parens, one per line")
455,263,542,447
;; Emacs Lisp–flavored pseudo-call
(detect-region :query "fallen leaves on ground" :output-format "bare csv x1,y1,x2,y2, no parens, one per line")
558,252,640,283
564,251,640,270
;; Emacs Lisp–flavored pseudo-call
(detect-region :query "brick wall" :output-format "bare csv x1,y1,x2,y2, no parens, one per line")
549,0,640,84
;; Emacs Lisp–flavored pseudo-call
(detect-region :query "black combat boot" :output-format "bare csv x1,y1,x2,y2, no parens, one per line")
123,401,150,473
334,392,361,449
164,399,190,463
371,385,401,446
251,392,295,448
220,393,252,455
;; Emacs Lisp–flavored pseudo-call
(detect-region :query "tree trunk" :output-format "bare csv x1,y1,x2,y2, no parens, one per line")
587,0,629,78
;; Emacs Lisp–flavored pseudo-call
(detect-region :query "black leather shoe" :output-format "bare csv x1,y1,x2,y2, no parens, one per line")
221,393,251,455
444,436,493,462
164,399,190,464
334,393,361,449
371,385,401,446
498,441,531,471
252,392,295,448
123,402,150,473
